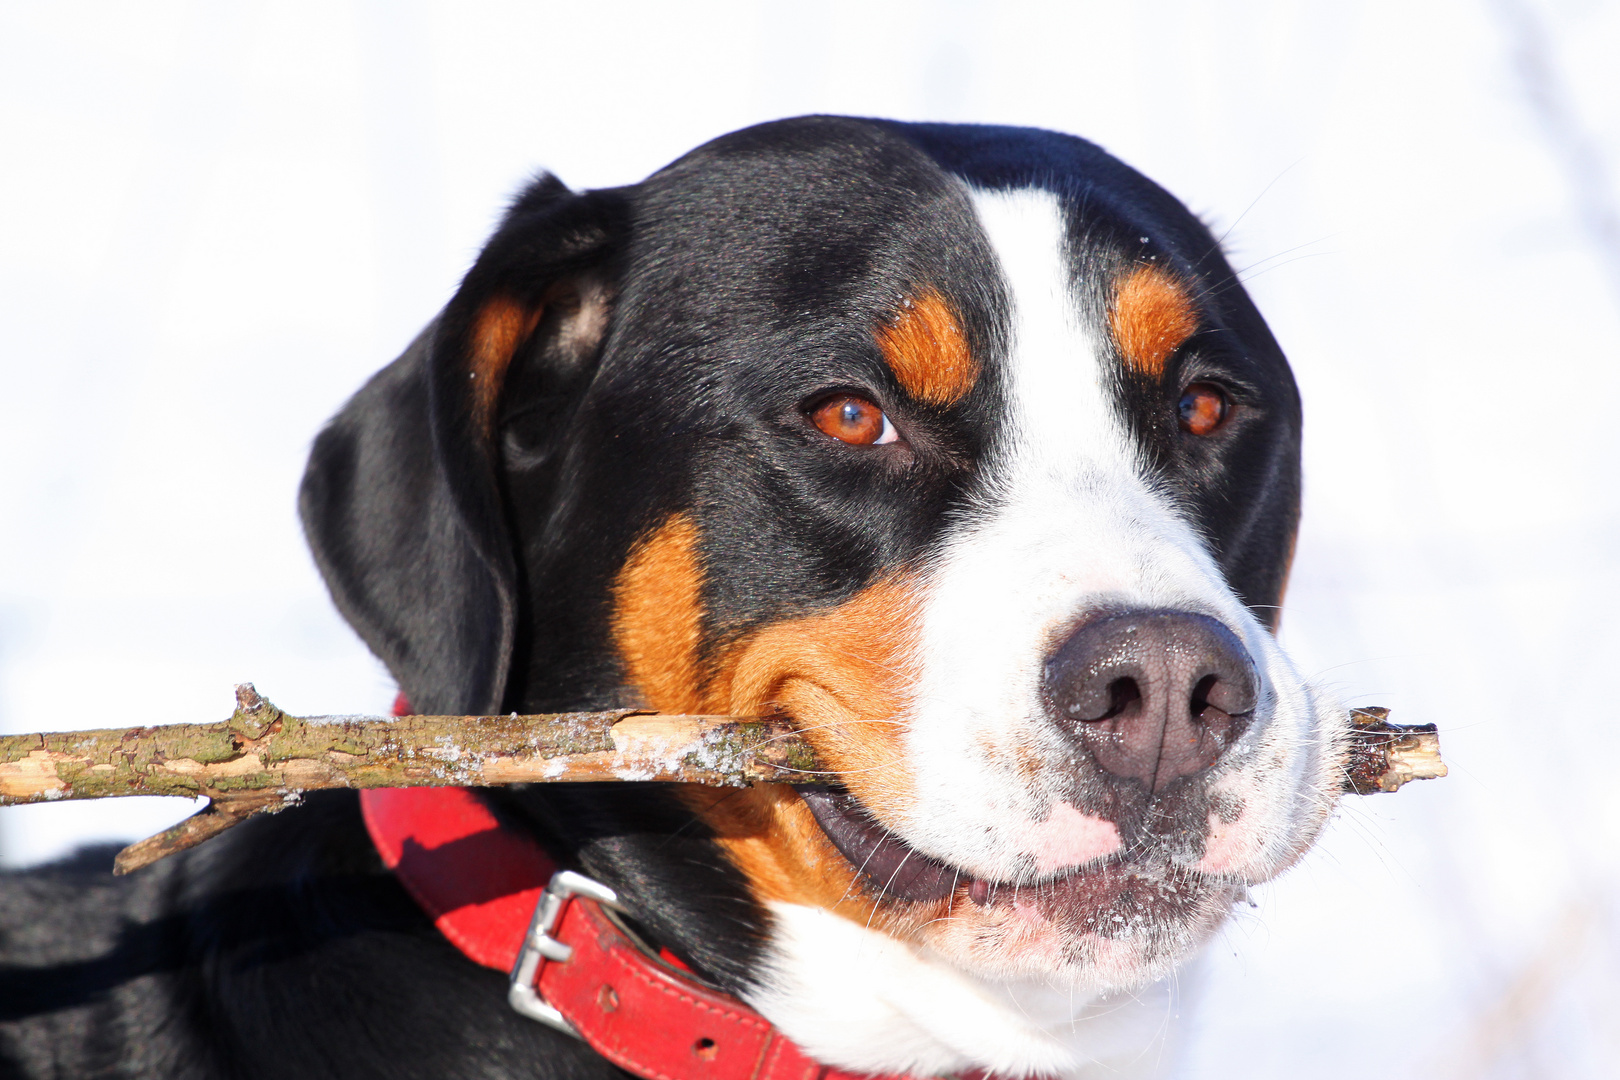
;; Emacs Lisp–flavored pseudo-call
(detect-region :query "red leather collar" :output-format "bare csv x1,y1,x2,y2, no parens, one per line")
361,782,911,1080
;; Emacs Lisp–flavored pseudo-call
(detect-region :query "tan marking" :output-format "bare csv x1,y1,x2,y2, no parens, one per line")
876,290,978,406
711,577,919,815
679,577,923,926
611,514,926,925
1109,266,1199,377
611,515,706,714
469,296,542,429
679,785,882,923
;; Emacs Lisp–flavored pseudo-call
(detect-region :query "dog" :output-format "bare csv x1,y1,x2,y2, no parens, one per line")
0,116,1341,1080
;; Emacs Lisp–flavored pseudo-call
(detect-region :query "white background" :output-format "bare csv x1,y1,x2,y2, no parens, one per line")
2,2,1617,1076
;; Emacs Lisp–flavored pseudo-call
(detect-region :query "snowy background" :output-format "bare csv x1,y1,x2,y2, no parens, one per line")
2,1,1617,1076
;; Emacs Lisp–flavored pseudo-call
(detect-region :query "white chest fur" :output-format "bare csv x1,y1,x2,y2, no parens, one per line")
746,902,1187,1080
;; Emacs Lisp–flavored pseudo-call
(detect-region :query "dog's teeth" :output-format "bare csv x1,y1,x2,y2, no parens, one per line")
968,879,991,906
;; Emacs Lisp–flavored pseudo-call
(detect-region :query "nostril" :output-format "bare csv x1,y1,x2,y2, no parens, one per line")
1195,667,1257,718
1189,673,1219,718
1104,677,1141,720
1061,675,1141,722
1190,670,1248,757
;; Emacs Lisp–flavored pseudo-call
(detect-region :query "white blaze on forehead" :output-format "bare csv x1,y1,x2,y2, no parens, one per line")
968,188,1136,473
895,187,1280,879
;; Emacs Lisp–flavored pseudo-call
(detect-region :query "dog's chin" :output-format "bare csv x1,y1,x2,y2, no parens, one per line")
798,786,1240,990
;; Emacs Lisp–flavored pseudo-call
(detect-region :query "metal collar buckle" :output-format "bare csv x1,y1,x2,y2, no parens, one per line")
508,869,622,1036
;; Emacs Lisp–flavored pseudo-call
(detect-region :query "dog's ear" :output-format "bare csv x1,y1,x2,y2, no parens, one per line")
300,177,629,714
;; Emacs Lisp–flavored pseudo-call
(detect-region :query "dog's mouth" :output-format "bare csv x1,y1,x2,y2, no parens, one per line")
798,785,962,902
797,785,1212,928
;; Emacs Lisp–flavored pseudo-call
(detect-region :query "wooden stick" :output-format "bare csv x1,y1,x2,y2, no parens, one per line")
1,685,817,872
0,685,1443,874
1343,706,1448,793
0,684,815,804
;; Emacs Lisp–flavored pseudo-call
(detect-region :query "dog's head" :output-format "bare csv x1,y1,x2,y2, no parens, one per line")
303,117,1341,1075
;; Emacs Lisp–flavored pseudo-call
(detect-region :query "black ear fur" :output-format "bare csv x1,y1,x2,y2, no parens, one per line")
299,177,629,714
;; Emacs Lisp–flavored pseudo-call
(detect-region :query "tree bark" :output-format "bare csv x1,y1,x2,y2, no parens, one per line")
1343,706,1448,793
0,685,1443,874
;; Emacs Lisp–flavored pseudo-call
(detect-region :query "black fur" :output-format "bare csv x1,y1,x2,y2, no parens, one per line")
1,116,1301,1078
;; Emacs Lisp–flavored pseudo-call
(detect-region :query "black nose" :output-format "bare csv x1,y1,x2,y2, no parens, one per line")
1042,610,1258,794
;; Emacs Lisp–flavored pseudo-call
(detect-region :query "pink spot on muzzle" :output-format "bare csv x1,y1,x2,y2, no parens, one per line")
1193,809,1255,874
1026,801,1122,874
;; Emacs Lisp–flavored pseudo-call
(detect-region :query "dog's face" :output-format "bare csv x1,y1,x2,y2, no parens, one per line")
304,117,1341,1076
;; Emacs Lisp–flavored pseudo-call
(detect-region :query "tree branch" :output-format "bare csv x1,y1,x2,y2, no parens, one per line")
0,685,1443,874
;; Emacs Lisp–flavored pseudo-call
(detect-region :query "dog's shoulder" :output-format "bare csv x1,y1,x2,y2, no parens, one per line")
1,839,194,1077
0,793,610,1079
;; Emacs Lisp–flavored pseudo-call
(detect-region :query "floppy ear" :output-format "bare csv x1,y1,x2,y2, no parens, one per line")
300,177,629,714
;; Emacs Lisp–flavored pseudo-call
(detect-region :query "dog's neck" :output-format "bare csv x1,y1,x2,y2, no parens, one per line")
363,784,1181,1080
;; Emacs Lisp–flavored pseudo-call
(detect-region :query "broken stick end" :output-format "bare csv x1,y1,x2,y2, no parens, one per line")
1343,707,1447,795
113,791,299,875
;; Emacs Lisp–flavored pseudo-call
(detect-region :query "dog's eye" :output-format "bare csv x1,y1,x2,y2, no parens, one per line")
1177,383,1229,437
809,394,899,446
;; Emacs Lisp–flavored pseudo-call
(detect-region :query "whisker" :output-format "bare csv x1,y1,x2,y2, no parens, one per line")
757,758,907,779
816,643,912,681
1230,235,1332,278
1206,159,1304,256
665,785,751,842
866,846,916,932
1236,250,1332,283
835,824,896,907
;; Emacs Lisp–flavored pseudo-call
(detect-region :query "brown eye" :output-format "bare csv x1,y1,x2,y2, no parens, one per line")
1178,383,1229,436
809,394,897,445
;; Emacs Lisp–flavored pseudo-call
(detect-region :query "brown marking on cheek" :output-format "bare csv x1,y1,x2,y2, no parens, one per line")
611,515,705,714
678,576,926,924
1109,266,1199,377
676,786,882,924
876,290,978,406
469,296,543,429
711,577,920,816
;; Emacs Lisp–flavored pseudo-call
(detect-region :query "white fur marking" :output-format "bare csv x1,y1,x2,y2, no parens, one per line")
748,902,1176,1079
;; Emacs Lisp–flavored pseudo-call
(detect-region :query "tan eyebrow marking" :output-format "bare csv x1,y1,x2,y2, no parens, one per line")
1109,266,1200,377
876,289,979,406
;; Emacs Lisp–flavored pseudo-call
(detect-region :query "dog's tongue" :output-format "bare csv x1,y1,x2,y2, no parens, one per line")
797,786,959,902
